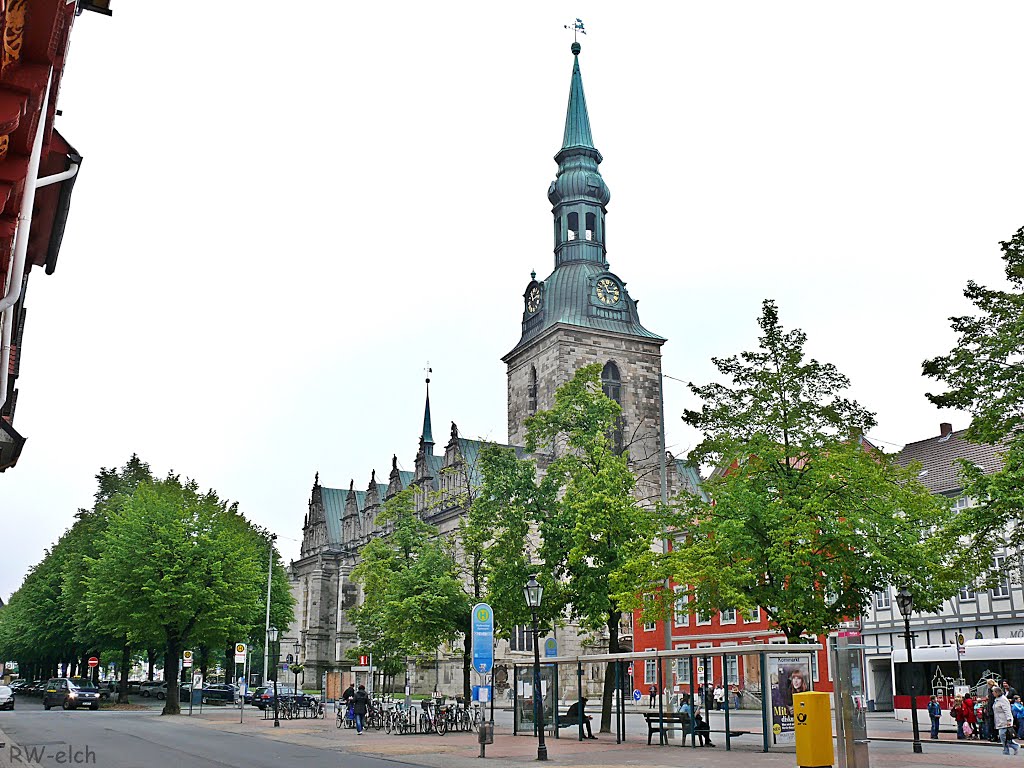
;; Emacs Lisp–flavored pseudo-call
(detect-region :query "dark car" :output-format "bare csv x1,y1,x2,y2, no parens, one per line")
202,684,239,705
252,684,297,709
43,678,101,711
8,680,29,694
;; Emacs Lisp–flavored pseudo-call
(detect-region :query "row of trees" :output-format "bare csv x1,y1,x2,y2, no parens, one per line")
0,456,294,714
350,227,1024,733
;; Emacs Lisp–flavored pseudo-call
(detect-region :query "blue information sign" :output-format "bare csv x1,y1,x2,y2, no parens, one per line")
471,603,494,674
544,637,558,658
633,689,642,702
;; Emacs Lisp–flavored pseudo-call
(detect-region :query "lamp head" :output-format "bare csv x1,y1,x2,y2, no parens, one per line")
269,626,279,643
895,587,913,618
524,574,543,609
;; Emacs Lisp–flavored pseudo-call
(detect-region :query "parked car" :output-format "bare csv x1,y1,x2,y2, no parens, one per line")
8,680,29,694
25,681,46,696
202,684,240,705
0,685,14,710
252,684,297,709
43,678,101,711
138,681,165,698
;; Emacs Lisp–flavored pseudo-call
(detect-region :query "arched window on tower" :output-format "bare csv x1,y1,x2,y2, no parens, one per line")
567,212,579,241
602,362,624,454
585,212,596,241
528,366,539,414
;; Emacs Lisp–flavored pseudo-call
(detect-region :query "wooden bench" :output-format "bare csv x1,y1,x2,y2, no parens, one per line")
643,712,690,744
642,713,752,746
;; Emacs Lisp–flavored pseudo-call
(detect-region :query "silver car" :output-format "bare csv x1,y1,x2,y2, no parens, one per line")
0,685,13,711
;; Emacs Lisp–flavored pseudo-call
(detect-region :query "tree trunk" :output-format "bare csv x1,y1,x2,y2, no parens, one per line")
225,644,234,685
147,648,156,681
599,611,621,734
162,636,181,715
463,616,472,703
118,641,132,704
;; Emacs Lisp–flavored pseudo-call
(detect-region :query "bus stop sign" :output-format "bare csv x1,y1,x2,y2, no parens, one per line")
472,603,494,674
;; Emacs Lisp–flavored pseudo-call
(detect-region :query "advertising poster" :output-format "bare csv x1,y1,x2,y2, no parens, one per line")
769,654,812,743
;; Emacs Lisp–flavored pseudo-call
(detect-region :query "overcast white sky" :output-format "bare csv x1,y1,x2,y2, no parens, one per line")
2,2,1022,600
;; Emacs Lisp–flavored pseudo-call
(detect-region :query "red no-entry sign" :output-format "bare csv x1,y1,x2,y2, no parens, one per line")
88,657,99,668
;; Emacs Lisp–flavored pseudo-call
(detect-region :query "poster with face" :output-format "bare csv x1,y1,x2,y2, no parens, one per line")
769,654,812,743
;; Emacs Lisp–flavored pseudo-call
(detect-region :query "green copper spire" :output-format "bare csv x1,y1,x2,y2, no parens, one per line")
562,42,594,151
421,373,433,447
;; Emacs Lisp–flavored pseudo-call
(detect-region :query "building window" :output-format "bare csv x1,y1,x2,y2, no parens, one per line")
643,618,657,632
959,585,977,601
528,366,538,414
809,649,819,682
601,362,623,454
585,212,596,241
509,625,534,652
720,608,737,624
696,610,711,626
953,495,976,511
992,556,1011,598
673,588,689,628
722,644,739,686
674,644,691,684
567,212,579,241
874,589,890,610
744,606,760,623
645,650,657,685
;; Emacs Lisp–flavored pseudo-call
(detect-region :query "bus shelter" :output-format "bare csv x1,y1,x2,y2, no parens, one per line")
512,643,821,753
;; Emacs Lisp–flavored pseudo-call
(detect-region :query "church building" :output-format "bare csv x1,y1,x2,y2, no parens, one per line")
286,41,701,695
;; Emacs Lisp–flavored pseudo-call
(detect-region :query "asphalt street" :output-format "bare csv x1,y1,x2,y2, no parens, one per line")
0,709,409,768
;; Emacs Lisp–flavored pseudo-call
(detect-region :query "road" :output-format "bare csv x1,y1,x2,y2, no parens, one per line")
0,708,410,768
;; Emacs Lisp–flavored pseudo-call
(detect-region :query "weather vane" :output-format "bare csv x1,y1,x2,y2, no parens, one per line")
564,18,586,41
425,362,432,385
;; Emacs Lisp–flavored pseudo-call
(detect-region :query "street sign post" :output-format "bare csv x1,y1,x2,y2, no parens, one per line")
632,689,641,702
544,637,558,658
183,650,193,668
471,603,494,675
87,657,99,668
234,643,246,664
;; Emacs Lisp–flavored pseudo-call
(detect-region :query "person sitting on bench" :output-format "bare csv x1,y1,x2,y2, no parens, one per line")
565,697,597,739
694,712,715,747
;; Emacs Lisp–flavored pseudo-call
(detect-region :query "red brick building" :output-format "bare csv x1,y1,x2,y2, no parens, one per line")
0,0,110,470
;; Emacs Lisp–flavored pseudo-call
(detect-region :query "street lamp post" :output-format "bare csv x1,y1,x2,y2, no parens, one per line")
293,641,301,695
269,626,280,728
523,575,547,761
895,588,923,754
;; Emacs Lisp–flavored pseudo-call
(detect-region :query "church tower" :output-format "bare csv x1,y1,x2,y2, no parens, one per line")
503,43,666,495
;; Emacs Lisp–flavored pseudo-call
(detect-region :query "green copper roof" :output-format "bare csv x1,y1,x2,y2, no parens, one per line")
562,51,593,151
422,381,434,445
319,487,346,546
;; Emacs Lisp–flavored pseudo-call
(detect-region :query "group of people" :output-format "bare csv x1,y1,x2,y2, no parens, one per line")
340,683,371,734
946,679,1022,755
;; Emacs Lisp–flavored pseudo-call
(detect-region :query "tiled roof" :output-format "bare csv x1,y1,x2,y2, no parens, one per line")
896,427,1006,496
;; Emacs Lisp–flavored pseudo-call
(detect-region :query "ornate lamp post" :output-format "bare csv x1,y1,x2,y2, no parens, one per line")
269,626,280,728
895,588,923,754
523,575,547,761
293,640,301,694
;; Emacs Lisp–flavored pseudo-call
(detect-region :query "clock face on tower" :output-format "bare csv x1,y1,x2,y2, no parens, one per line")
526,286,541,313
596,277,621,305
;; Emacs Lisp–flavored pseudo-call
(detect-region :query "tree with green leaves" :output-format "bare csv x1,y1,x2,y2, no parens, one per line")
923,226,1024,550
475,364,657,733
619,300,981,641
350,488,471,692
85,473,292,715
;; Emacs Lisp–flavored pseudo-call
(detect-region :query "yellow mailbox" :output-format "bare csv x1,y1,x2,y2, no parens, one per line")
794,691,833,768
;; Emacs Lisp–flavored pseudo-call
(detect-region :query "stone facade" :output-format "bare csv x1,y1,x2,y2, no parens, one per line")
284,44,701,696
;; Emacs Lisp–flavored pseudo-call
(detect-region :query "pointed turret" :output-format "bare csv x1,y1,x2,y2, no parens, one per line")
420,373,434,455
561,42,594,152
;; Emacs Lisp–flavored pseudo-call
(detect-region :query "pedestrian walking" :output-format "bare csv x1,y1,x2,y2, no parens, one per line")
352,684,370,735
994,687,1019,755
713,684,725,711
951,695,967,740
927,695,942,739
964,693,977,739
1012,696,1024,740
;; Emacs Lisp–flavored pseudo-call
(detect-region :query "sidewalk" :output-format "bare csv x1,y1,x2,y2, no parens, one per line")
192,708,1016,768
